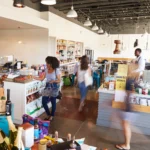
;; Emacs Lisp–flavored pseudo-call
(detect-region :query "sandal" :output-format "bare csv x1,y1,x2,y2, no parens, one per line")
44,116,51,121
115,145,130,150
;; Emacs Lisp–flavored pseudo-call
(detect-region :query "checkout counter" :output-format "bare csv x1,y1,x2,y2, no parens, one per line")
97,63,150,136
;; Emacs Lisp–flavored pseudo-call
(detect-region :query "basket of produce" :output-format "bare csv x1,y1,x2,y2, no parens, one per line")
14,75,33,83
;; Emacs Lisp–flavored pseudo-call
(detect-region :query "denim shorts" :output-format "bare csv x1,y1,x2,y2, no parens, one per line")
79,82,88,101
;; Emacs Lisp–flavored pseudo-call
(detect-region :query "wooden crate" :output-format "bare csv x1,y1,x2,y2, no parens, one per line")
112,100,150,113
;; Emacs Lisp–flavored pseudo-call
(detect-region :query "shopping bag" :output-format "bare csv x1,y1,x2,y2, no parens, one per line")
22,114,50,139
84,72,93,87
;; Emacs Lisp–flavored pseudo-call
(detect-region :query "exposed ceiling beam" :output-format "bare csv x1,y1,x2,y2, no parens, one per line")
55,0,149,7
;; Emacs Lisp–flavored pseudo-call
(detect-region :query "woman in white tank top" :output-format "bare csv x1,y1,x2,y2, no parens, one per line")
77,55,91,112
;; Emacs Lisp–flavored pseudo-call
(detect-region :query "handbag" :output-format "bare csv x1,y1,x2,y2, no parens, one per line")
55,70,62,100
41,82,59,97
84,68,93,87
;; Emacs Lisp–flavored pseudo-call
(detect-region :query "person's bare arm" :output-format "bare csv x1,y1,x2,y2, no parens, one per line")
50,74,61,83
34,72,46,81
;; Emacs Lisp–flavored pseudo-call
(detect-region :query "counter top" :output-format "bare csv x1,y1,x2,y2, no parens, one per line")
98,88,115,94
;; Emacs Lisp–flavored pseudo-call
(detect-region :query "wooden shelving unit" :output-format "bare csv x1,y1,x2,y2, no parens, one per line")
112,100,150,113
98,57,134,62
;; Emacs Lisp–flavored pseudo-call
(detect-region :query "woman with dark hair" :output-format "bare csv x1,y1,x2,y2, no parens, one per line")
77,55,91,112
34,56,61,121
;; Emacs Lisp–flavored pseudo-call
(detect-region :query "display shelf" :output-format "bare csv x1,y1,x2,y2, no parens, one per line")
4,80,60,124
26,87,44,96
26,96,42,105
60,61,77,67
112,100,150,113
98,57,134,62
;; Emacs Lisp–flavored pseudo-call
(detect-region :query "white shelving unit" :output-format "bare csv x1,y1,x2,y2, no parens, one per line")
4,80,58,124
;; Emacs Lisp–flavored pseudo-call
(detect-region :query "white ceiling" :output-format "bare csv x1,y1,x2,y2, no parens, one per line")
0,17,43,29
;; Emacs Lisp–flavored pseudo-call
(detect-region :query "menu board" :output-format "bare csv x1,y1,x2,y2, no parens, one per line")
117,64,128,76
116,76,126,90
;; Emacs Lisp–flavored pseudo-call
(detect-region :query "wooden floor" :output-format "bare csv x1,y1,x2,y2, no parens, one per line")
62,86,99,101
38,86,150,150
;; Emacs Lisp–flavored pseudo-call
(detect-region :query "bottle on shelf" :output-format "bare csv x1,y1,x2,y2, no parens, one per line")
7,116,17,146
0,130,10,150
6,89,12,116
34,119,39,141
55,131,58,144
67,133,71,141
12,127,23,150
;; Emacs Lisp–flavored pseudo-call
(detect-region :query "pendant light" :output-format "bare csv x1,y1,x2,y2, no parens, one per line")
13,0,25,8
92,23,99,31
41,0,56,5
67,0,78,18
98,27,104,34
84,18,92,26
104,31,108,36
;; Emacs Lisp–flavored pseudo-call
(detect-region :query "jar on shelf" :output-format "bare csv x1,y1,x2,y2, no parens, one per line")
28,86,31,94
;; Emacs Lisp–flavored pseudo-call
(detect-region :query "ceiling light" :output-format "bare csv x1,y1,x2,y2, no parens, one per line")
98,27,104,34
143,29,148,36
67,6,78,18
92,23,99,31
41,0,56,5
84,18,92,26
13,0,25,8
104,31,108,36
18,41,22,44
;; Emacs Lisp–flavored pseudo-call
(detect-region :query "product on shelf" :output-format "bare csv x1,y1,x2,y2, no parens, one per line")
12,127,24,150
26,92,41,104
6,89,11,116
34,119,40,141
14,75,33,83
0,130,10,150
0,96,6,114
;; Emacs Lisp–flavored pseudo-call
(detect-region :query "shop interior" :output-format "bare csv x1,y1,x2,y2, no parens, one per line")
0,0,150,150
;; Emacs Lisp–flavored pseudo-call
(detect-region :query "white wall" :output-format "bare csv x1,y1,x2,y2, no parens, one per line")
0,0,48,29
0,29,49,65
99,34,150,60
0,0,150,63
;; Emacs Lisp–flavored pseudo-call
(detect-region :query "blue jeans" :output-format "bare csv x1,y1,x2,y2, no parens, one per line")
42,96,56,117
79,82,88,102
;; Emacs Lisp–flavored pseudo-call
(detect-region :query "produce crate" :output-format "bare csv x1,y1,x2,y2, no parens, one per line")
14,76,33,83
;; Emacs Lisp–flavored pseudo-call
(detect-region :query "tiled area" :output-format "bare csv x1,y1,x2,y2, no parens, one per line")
41,87,150,150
